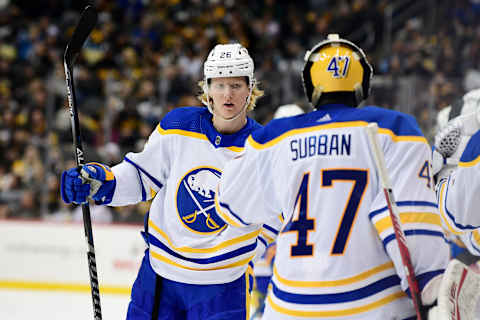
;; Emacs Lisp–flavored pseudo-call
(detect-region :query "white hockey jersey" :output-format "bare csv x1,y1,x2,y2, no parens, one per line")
109,107,280,284
216,104,450,319
437,130,480,255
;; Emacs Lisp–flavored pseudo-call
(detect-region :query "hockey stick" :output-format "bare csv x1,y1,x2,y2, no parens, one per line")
366,123,426,320
63,5,102,320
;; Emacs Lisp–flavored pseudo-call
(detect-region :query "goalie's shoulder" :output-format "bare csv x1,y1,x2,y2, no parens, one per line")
358,106,424,138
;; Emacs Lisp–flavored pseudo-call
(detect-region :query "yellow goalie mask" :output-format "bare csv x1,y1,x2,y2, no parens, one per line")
302,34,373,107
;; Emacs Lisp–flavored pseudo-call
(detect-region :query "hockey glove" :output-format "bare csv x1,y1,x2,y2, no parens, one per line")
61,162,116,205
427,259,480,320
432,108,480,183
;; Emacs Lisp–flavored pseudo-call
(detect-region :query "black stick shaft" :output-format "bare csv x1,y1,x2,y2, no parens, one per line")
63,7,102,318
64,61,102,320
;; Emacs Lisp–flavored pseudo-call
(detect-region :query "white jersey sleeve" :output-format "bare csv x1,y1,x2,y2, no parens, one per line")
216,141,282,227
437,130,480,254
110,124,169,206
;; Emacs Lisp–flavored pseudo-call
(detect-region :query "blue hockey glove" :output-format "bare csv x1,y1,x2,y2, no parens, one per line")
61,162,116,205
61,167,90,204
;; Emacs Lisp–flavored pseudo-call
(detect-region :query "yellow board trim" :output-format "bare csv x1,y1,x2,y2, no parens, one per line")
247,121,427,150
158,125,244,152
0,280,130,295
438,182,463,236
267,290,406,317
150,250,253,271
374,212,441,234
459,155,480,167
273,261,394,287
148,219,260,253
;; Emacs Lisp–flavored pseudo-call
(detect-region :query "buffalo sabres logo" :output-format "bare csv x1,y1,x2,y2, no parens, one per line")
176,167,226,234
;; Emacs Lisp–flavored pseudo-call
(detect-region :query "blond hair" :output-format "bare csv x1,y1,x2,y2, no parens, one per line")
197,80,264,112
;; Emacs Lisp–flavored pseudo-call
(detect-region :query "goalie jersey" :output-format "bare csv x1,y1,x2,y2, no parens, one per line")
216,104,450,319
109,107,280,284
437,129,480,255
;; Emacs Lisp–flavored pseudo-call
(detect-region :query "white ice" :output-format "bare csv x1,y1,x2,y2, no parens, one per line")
0,290,130,319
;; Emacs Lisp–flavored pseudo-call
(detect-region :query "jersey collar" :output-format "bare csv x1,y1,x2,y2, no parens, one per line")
200,112,257,148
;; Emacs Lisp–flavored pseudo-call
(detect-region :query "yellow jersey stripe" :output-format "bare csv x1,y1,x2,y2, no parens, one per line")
472,230,480,247
273,261,395,287
151,250,253,271
374,212,441,234
158,126,244,152
267,290,406,317
459,155,480,167
260,231,275,244
247,121,427,150
377,128,427,143
438,182,463,236
158,126,207,140
0,280,130,295
148,219,260,253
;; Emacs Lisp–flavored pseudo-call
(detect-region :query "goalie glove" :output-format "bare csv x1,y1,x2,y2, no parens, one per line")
427,259,480,320
61,162,116,205
432,107,480,183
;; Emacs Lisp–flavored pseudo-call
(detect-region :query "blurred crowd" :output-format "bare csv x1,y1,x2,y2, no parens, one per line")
0,0,480,223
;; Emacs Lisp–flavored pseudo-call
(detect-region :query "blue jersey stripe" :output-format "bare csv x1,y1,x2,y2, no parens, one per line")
405,269,444,296
469,233,480,255
135,167,147,201
148,232,257,264
460,130,480,162
443,177,479,230
383,229,444,248
263,224,279,235
219,201,250,226
258,236,268,248
271,275,400,304
124,156,163,189
369,201,437,219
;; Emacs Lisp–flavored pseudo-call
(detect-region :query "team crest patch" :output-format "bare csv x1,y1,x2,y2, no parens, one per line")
176,167,226,234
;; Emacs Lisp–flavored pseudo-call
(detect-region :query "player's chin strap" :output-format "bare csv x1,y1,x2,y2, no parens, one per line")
427,259,480,320
203,79,255,122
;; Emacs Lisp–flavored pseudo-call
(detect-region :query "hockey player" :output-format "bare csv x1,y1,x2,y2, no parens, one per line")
433,89,480,256
214,34,452,319
60,43,280,319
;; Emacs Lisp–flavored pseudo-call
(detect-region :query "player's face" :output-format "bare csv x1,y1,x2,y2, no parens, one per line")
209,77,250,120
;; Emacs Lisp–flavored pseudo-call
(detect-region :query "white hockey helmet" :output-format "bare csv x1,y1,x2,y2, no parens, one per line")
273,104,305,119
202,43,256,117
203,43,255,86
